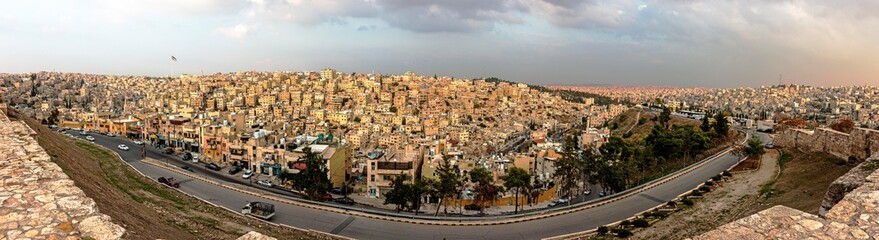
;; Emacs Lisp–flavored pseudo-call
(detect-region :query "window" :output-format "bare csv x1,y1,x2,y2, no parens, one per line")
383,175,392,180
370,175,375,182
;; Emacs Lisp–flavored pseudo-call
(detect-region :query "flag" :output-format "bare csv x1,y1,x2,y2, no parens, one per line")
171,56,177,62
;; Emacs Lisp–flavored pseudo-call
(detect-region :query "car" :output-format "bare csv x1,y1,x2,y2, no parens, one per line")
157,176,179,188
333,197,355,205
330,188,343,195
764,143,775,149
584,189,592,195
133,140,144,145
464,204,483,211
558,198,568,204
256,180,273,188
228,166,242,175
106,133,115,137
192,156,199,163
599,191,607,197
206,163,221,171
85,136,95,141
182,152,192,161
242,170,253,179
548,200,560,207
117,144,129,151
79,131,87,135
181,165,194,172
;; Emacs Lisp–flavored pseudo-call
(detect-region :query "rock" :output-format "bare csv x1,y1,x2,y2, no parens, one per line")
237,231,278,240
56,221,73,232
78,215,125,240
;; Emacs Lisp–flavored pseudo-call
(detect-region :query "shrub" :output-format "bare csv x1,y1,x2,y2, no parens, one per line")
691,190,703,196
699,186,712,192
597,226,609,235
666,201,676,207
620,220,631,227
682,198,694,206
722,171,732,177
705,181,715,186
613,229,634,238
633,219,650,228
712,174,723,181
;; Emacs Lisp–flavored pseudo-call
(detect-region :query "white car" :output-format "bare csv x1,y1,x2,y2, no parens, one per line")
106,133,115,137
256,179,273,188
117,144,129,151
242,170,253,179
85,136,95,141
192,156,199,163
133,140,144,145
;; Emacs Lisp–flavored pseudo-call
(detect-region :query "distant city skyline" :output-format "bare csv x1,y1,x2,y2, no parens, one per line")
1,1,877,87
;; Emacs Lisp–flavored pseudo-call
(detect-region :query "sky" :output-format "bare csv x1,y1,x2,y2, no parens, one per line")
1,0,878,87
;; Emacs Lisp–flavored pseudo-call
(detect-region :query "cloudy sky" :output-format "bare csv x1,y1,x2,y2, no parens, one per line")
1,0,877,87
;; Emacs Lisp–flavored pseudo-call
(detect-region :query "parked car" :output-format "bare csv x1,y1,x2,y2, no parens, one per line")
599,191,607,197
133,140,144,145
182,152,192,161
330,188,343,195
181,165,194,172
584,189,592,195
192,156,199,163
256,180,273,188
242,169,253,179
106,133,115,137
333,197,355,205
464,204,483,211
158,176,179,188
764,143,775,149
85,136,95,141
228,166,242,175
206,163,221,171
117,144,129,151
548,200,561,207
164,148,174,154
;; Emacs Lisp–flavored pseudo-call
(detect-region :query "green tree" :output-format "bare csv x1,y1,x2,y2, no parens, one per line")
384,173,411,211
714,112,730,137
408,178,433,215
745,136,765,158
433,157,462,216
469,167,497,214
659,107,671,128
501,167,531,214
292,147,332,200
700,115,711,132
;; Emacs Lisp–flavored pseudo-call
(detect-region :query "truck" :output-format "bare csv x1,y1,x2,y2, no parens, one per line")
242,202,275,220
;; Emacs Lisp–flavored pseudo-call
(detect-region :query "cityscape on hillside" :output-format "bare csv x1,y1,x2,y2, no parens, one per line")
3,1,879,240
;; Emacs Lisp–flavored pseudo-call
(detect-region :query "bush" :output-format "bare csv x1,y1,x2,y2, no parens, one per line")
644,211,670,218
682,198,694,206
705,181,715,186
712,174,723,181
633,219,650,228
722,171,732,177
699,185,712,192
613,229,634,238
597,226,609,235
691,190,703,196
666,201,676,207
620,220,631,227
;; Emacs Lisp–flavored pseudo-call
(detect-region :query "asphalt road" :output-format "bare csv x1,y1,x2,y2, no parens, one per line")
61,130,763,240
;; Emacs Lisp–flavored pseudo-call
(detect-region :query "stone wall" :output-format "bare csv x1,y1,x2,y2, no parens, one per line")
0,111,125,239
819,158,878,216
774,127,879,161
695,167,879,239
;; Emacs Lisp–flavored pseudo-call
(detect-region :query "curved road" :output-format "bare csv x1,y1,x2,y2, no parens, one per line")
64,129,765,240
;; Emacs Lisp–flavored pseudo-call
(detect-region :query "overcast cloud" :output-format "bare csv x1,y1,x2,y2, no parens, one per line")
0,0,877,87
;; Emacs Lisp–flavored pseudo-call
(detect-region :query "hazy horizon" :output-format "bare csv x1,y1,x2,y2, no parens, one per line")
2,1,878,88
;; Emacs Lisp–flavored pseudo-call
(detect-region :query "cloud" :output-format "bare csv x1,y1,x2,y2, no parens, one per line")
214,24,253,39
357,25,377,31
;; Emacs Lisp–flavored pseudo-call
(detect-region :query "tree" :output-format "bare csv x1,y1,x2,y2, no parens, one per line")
469,167,497,214
555,135,586,200
408,178,433,215
501,167,531,214
659,107,671,128
713,113,729,137
384,173,410,211
745,136,765,158
700,114,711,132
433,157,462,216
291,147,332,200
